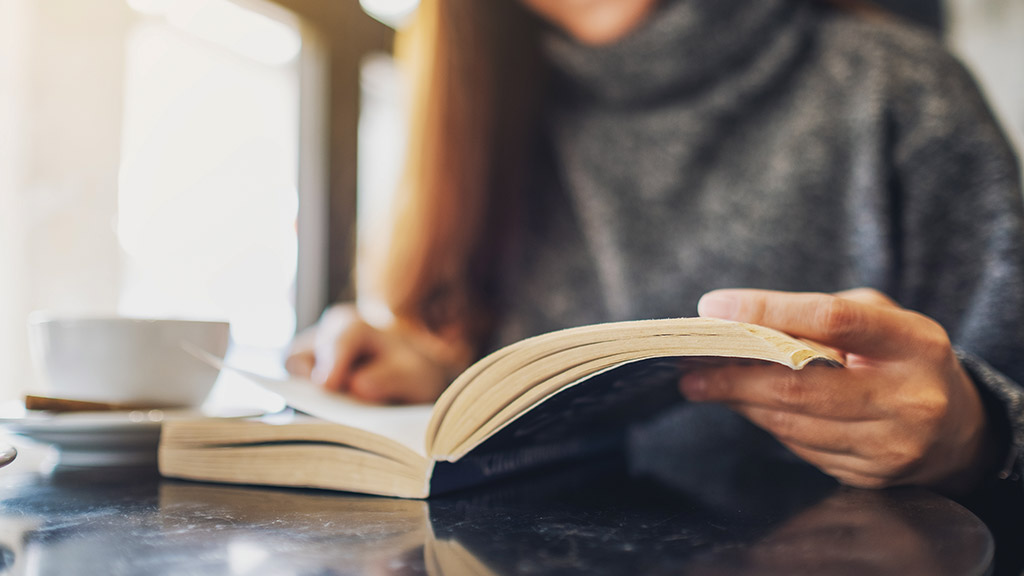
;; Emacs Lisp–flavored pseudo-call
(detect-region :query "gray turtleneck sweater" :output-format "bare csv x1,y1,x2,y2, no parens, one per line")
494,0,1024,491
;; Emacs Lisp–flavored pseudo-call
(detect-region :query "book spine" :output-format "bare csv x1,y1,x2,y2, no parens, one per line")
428,432,624,496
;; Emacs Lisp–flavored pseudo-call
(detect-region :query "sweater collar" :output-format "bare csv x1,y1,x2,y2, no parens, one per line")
542,0,810,105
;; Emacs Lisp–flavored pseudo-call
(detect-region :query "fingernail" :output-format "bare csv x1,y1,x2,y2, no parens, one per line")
680,374,707,400
698,293,738,320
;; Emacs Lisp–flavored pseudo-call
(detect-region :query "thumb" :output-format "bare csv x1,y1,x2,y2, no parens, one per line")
314,318,377,392
698,288,924,358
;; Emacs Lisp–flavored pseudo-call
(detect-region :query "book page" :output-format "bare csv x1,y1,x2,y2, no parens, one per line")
241,373,433,456
429,318,842,455
185,345,433,456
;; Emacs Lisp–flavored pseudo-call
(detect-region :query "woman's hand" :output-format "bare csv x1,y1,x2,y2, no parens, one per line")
680,288,998,495
285,304,459,404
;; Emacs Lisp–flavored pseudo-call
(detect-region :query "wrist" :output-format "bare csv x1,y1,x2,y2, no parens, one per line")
936,353,1016,496
392,320,474,385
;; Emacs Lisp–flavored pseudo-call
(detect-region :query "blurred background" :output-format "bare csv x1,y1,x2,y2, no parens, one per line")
0,0,1021,401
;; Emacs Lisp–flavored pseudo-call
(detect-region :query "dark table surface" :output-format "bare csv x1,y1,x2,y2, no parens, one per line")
0,427,1010,576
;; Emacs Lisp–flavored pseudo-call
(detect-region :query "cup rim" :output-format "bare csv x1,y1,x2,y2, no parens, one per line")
28,312,229,328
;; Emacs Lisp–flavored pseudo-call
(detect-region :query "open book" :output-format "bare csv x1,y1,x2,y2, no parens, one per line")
158,317,842,498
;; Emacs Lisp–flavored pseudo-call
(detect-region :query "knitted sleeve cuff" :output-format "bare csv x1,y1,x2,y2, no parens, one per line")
955,349,1024,486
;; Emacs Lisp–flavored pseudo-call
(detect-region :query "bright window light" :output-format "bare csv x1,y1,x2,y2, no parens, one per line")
359,0,419,28
126,0,301,66
117,6,300,350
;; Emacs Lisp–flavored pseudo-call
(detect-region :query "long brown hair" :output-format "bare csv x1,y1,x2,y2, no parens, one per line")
383,0,542,348
382,0,883,348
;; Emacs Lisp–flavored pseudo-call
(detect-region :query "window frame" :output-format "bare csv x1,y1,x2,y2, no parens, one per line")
265,0,394,330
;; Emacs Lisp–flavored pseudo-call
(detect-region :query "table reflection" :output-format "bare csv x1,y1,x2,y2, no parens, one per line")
0,452,993,576
679,489,990,576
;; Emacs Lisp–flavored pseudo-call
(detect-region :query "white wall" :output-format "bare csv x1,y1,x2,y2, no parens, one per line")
947,0,1024,158
0,0,30,391
0,0,130,397
0,0,302,400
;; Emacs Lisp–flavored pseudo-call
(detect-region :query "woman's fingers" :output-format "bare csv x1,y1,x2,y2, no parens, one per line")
348,361,406,404
680,363,884,421
317,320,379,392
286,311,374,392
697,288,936,359
833,287,899,308
285,326,316,378
689,287,993,494
285,304,454,405
348,355,445,405
784,445,899,489
284,349,315,379
725,403,934,487
309,305,379,392
732,404,861,455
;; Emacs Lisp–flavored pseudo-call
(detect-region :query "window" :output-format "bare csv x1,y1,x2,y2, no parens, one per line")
0,0,304,398
118,0,301,350
946,0,1024,157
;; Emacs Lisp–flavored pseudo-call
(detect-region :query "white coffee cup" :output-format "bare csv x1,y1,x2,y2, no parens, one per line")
27,315,230,408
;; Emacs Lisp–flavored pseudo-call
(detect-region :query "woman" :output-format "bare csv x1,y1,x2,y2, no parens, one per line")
288,0,1024,497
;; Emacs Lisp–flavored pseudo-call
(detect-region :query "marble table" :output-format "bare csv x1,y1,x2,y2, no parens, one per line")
0,435,1003,576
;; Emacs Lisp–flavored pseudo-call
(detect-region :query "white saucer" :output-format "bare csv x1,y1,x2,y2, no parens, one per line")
0,444,14,468
0,403,265,466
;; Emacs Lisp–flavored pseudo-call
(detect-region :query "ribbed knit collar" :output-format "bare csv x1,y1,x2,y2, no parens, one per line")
542,0,810,105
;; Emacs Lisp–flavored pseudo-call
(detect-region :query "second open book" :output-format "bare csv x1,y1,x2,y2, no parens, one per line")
158,317,843,498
